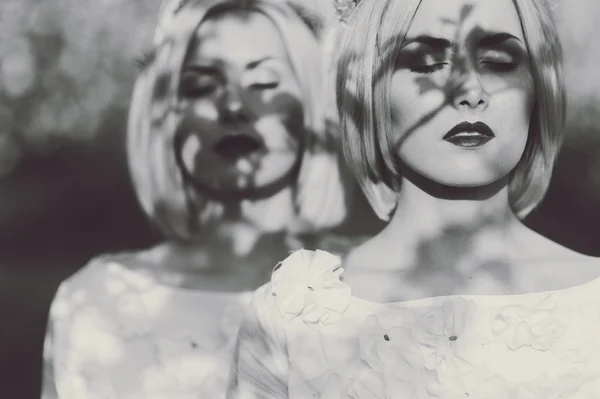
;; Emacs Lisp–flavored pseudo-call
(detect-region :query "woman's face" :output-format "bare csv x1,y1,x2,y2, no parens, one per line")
390,0,534,187
176,10,304,199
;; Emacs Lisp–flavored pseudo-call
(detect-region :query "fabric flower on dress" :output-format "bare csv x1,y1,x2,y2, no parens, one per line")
359,312,424,373
353,312,429,398
429,367,513,399
67,306,125,367
344,366,426,399
492,294,566,351
114,292,155,338
517,368,598,399
150,331,230,398
412,298,488,380
219,296,252,349
56,371,118,399
286,318,361,382
271,249,351,326
344,369,390,399
289,369,343,399
551,305,599,364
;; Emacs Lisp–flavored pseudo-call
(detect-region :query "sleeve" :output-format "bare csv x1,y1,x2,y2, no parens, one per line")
41,283,76,399
41,310,59,399
227,284,289,399
40,259,114,399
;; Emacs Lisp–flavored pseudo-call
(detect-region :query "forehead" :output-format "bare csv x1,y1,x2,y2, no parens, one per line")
189,10,288,63
409,0,524,41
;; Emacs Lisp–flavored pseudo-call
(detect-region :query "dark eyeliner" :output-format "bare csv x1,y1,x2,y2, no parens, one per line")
409,63,447,74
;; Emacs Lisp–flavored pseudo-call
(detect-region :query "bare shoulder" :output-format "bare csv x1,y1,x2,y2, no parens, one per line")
519,229,600,265
342,234,397,271
340,238,420,302
516,231,600,289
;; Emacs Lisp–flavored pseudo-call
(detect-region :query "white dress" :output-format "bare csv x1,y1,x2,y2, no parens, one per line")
42,256,252,399
228,249,600,398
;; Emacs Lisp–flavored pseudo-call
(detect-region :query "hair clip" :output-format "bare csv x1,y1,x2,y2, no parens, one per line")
334,0,359,23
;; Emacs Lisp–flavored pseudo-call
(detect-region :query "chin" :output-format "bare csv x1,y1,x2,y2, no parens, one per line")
241,187,296,232
430,173,508,188
191,155,301,202
252,155,299,185
429,157,516,185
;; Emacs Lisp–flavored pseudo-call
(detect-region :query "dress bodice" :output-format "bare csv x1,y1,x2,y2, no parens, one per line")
42,257,252,399
229,249,600,398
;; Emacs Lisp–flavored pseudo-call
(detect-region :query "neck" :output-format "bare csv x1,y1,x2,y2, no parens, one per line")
237,186,297,234
142,187,297,270
382,172,526,271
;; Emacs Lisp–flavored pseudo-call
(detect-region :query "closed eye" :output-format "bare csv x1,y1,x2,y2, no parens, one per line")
249,81,279,90
409,63,448,74
478,48,521,73
180,71,221,98
181,84,218,97
180,79,220,98
480,61,518,73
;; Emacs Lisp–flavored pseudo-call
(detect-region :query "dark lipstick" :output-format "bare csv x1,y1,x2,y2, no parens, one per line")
214,133,264,159
442,121,495,148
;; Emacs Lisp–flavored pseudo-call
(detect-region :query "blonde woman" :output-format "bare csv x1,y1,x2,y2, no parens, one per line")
41,0,352,397
228,0,600,397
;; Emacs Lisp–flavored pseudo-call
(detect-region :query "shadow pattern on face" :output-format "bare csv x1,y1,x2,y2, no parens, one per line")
132,1,352,242
173,91,307,203
336,2,564,302
340,2,542,200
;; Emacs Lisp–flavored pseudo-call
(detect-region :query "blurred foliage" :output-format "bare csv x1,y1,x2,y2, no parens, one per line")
0,0,165,252
0,0,160,171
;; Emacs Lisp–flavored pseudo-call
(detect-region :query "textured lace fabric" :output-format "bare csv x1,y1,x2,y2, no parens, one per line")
229,249,600,399
42,257,252,399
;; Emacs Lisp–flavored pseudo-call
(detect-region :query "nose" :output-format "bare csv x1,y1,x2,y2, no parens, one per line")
219,84,250,125
450,69,490,111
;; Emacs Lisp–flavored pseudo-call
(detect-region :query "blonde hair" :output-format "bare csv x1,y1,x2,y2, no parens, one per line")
335,0,566,220
128,0,349,241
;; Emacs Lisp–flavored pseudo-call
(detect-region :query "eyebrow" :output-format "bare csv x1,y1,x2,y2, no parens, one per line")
182,65,221,76
402,32,523,50
247,56,274,69
402,35,452,50
182,56,275,74
478,33,522,47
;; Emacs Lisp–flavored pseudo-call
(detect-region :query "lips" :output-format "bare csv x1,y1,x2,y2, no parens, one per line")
442,121,495,148
213,133,264,159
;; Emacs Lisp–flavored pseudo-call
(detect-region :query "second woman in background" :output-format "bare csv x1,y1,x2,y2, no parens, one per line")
41,0,356,397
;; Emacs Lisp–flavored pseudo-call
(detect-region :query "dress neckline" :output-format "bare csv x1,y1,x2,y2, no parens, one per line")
344,258,600,308
97,258,254,299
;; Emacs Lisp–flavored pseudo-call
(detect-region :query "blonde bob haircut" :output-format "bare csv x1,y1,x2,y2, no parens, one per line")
128,0,349,241
334,0,566,221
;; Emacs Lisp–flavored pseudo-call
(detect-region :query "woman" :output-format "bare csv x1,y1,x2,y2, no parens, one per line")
228,0,600,397
41,0,352,397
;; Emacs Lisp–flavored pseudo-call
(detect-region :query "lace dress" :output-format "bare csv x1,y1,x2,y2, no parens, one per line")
42,257,252,399
228,249,600,399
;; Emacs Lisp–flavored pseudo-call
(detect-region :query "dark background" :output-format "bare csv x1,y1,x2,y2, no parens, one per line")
0,1,599,398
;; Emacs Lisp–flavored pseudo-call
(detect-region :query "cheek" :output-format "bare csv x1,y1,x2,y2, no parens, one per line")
180,135,202,172
390,73,447,137
189,100,218,121
496,85,535,144
487,67,535,124
257,91,305,131
255,116,300,150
